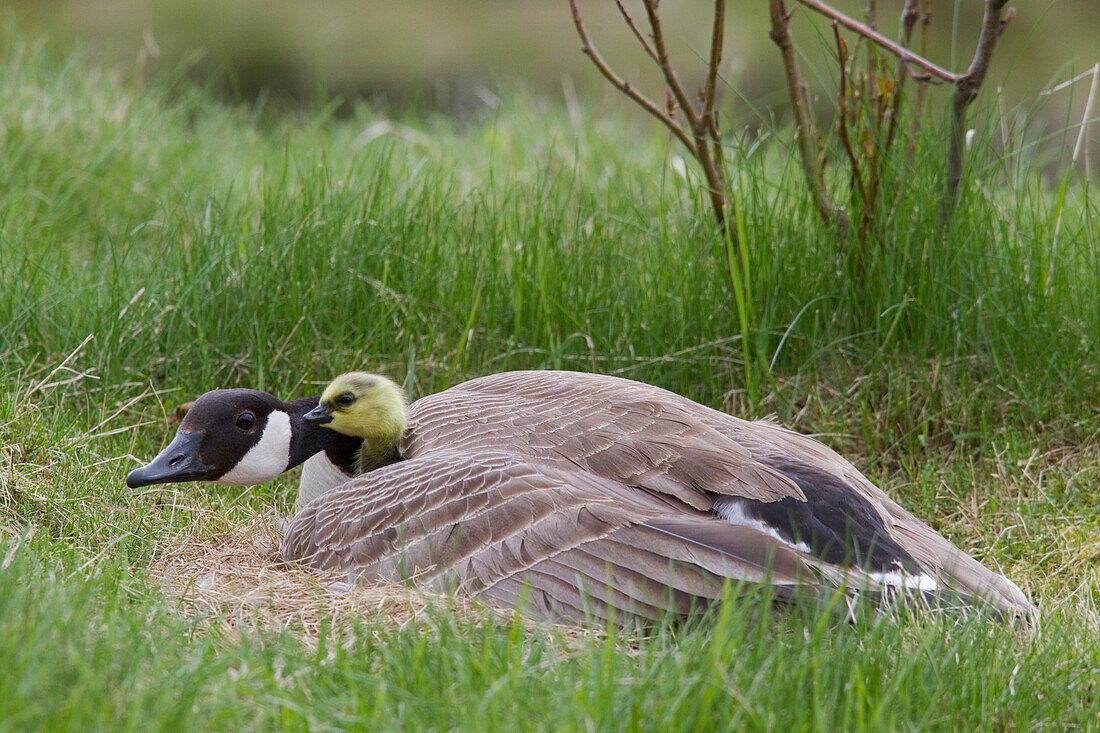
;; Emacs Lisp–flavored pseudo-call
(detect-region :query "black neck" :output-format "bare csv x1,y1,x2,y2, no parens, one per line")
285,396,361,471
325,435,364,475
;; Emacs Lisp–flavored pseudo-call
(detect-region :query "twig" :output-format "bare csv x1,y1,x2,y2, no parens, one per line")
940,0,1012,222
876,0,919,198
769,0,850,233
796,0,957,83
640,0,733,237
641,1,698,136
567,0,733,240
890,0,922,145
566,0,697,157
833,24,868,208
801,0,1011,226
613,0,658,64
906,0,934,159
899,0,920,45
702,0,726,128
697,0,731,235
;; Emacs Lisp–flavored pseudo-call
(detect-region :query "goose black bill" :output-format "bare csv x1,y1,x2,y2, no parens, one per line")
302,404,333,424
125,430,215,488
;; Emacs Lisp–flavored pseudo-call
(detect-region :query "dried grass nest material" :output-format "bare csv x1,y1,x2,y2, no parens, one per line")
151,510,512,642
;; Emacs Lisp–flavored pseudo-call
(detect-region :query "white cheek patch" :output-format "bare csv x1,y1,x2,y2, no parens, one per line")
217,411,292,486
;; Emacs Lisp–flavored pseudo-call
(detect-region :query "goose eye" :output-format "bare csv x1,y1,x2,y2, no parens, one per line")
337,393,355,409
235,412,256,431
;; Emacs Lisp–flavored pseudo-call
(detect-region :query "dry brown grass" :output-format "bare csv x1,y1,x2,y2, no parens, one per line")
149,509,514,646
934,445,1100,620
0,436,53,542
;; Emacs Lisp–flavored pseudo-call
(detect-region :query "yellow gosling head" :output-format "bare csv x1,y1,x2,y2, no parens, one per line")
304,372,407,472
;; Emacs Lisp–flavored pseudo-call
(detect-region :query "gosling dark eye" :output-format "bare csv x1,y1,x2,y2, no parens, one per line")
337,393,355,409
235,412,256,431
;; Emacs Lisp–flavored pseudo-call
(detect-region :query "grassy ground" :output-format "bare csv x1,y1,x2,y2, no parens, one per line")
1,21,1099,730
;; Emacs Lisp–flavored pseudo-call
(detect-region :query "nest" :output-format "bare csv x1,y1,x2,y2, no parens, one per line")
150,509,507,645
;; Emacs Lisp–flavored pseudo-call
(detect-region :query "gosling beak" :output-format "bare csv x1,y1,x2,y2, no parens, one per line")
303,403,334,424
125,430,215,488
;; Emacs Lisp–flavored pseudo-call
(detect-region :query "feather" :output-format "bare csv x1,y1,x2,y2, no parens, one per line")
285,370,1034,621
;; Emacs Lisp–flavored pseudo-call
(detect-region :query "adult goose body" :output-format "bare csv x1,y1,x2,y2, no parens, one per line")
128,370,1034,622
298,370,1031,621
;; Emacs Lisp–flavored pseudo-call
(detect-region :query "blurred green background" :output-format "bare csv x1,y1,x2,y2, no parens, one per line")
9,0,1099,128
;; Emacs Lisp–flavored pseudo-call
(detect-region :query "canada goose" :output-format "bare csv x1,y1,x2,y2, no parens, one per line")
125,388,361,509
127,371,1034,621
291,370,1032,620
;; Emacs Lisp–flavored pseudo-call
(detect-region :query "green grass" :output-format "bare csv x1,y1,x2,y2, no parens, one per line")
2,545,1098,731
1,19,1099,730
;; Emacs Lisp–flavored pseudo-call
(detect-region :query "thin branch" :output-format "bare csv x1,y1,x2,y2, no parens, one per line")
881,65,907,159
920,0,932,56
885,0,920,157
641,0,700,133
796,0,957,83
697,0,731,234
769,0,849,232
638,0,731,235
702,0,726,125
940,0,1012,222
695,0,730,228
865,0,878,116
899,0,920,45
707,109,720,140
613,0,659,64
906,0,934,159
834,23,869,207
870,42,912,247
711,136,725,183
954,0,1012,102
566,0,697,156
567,0,732,239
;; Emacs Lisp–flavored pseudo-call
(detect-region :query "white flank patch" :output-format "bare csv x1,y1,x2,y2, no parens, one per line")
713,499,813,554
217,411,292,486
297,453,357,509
870,570,939,592
715,499,940,592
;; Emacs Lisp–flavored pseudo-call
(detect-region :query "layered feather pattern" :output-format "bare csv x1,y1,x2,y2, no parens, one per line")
284,371,1033,621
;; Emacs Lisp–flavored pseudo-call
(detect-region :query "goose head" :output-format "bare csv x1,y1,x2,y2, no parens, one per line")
126,388,356,489
303,372,407,472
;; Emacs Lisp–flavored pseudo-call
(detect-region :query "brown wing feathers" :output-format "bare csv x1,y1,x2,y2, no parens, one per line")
404,377,807,508
284,370,1033,620
284,451,832,621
